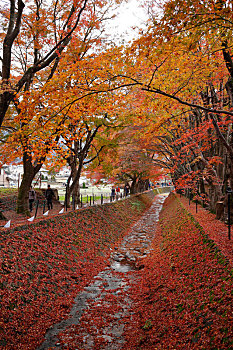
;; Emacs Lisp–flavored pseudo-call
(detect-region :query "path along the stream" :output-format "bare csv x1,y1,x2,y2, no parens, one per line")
38,193,168,350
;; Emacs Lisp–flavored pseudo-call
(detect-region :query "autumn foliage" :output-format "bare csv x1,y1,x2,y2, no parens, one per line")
123,193,233,349
1,0,233,346
0,191,155,349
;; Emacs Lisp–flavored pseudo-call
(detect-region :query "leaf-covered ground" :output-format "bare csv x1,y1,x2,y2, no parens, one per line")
123,193,233,349
179,195,233,266
1,191,232,349
0,192,155,349
0,189,63,225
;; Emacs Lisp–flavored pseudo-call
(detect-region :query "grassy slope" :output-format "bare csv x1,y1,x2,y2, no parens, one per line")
0,191,155,349
124,193,233,349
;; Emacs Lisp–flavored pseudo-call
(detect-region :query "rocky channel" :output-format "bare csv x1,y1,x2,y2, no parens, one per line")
38,194,168,350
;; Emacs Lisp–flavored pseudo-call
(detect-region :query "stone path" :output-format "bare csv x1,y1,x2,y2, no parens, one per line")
38,193,168,350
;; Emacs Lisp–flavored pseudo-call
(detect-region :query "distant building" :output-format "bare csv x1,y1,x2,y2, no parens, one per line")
0,168,10,187
0,164,91,189
0,164,50,187
56,168,71,177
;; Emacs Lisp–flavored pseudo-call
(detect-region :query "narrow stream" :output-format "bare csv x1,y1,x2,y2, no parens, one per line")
38,194,168,350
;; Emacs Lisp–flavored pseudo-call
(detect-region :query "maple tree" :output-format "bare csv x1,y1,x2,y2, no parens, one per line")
145,104,224,209
0,0,121,126
46,111,113,207
104,0,233,213
0,0,124,214
87,113,162,193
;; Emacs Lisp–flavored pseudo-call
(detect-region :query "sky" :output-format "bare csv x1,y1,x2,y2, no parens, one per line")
106,0,148,42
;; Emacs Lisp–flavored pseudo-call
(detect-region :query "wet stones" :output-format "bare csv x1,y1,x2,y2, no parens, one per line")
38,194,168,350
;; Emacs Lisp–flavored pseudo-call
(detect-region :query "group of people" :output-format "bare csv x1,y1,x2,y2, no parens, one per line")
111,186,120,201
28,184,54,212
111,184,130,201
29,183,130,212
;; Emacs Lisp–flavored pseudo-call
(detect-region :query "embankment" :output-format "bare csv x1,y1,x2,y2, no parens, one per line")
124,192,233,349
0,190,157,349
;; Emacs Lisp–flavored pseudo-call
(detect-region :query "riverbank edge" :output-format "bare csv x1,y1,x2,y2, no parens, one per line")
0,189,165,349
123,192,233,349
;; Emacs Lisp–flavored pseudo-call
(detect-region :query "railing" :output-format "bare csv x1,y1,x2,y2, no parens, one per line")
2,186,173,229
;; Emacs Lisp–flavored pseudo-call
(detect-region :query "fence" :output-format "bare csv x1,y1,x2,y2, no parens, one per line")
3,186,173,228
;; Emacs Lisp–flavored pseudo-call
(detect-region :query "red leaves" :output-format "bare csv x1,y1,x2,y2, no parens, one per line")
123,193,233,349
0,193,154,349
179,194,233,266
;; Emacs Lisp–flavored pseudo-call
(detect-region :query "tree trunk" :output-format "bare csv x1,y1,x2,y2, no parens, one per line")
145,179,149,190
199,177,206,195
66,186,71,208
216,201,224,220
16,153,42,214
72,181,81,207
17,175,34,215
130,176,137,194
67,181,81,208
66,161,82,207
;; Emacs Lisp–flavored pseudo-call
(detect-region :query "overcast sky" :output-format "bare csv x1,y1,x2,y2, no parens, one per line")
106,0,148,42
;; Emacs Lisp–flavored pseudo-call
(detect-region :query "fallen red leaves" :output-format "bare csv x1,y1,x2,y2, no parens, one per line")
2,191,232,349
0,192,155,349
123,193,233,349
179,194,233,266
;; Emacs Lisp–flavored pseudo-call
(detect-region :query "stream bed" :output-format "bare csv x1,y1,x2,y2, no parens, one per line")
38,194,168,350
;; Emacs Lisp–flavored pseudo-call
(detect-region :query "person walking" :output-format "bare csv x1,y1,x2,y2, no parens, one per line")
111,186,116,201
28,186,36,212
45,184,54,210
116,186,120,200
124,184,130,196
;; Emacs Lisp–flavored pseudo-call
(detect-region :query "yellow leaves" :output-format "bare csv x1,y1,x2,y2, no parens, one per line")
2,48,124,165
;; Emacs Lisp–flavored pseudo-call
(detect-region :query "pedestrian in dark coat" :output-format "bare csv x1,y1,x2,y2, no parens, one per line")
45,184,54,210
124,184,130,196
29,186,36,212
111,186,116,201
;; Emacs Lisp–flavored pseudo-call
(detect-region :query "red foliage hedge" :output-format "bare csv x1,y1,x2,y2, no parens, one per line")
0,191,155,349
124,193,233,349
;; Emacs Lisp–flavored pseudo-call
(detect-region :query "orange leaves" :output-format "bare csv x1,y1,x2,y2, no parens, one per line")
0,41,125,168
115,0,233,193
